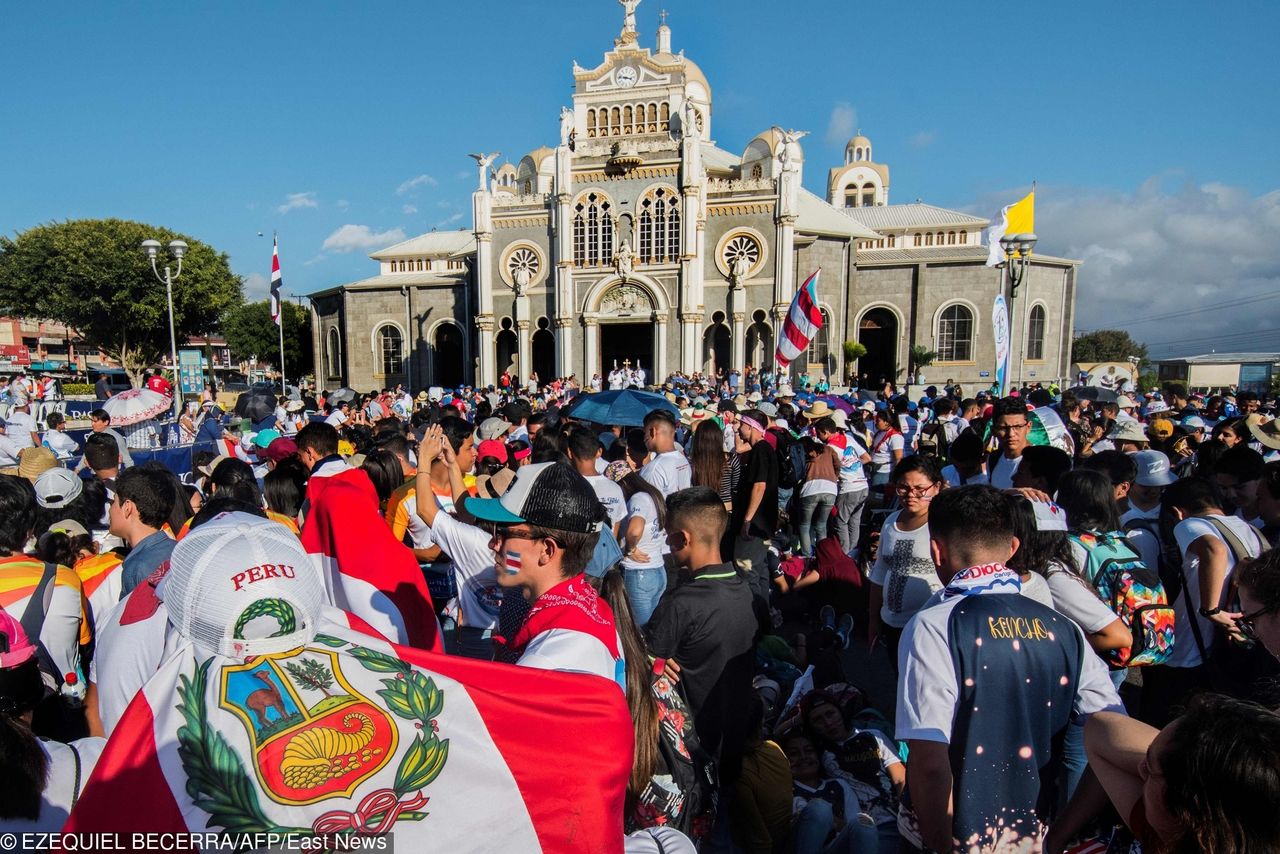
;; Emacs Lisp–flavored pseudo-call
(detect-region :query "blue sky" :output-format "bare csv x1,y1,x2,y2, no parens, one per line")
3,0,1278,358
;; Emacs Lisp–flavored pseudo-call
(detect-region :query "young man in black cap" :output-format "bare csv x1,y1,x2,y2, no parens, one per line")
467,460,621,685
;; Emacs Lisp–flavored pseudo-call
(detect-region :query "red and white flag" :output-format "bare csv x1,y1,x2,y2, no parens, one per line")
774,269,823,373
66,615,633,851
270,236,283,327
301,477,442,654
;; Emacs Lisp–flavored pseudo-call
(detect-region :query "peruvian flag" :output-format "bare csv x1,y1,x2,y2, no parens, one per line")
65,615,633,851
774,269,823,373
270,235,283,326
301,475,443,654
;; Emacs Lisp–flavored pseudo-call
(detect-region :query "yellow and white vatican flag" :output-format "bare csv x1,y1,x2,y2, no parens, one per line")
984,191,1035,267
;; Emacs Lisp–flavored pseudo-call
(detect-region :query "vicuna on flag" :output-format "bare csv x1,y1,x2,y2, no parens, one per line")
65,615,633,852
774,270,823,373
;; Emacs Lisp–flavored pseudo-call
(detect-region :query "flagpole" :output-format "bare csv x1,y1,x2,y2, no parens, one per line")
274,232,286,396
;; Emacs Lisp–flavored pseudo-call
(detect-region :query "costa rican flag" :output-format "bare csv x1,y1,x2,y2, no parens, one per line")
774,269,824,373
504,551,522,575
270,235,283,326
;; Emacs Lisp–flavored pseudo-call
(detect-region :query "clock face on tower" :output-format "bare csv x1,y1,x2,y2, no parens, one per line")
615,66,638,88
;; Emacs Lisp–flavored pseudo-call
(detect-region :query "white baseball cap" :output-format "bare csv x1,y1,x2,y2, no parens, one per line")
1132,450,1176,487
35,467,83,509
163,512,325,659
1115,394,1136,409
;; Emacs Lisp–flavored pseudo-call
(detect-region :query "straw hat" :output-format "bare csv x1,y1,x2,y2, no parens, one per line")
802,400,834,420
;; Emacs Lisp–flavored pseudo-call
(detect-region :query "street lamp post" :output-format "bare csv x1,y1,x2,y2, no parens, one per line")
998,232,1037,386
140,238,187,428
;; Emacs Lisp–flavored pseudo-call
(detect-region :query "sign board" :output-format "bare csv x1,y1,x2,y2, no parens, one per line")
991,295,1010,396
0,344,31,365
979,371,991,378
179,349,204,395
1240,363,1272,395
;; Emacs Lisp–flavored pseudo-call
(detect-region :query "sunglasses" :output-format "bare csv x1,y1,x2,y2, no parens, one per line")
487,524,562,548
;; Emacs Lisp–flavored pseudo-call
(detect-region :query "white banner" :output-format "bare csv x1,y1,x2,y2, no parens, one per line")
992,294,1010,396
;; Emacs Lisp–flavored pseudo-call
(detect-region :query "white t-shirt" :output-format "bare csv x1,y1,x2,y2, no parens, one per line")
897,413,921,454
325,409,349,427
941,464,990,488
868,512,940,628
1019,572,1055,607
640,449,691,495
989,454,1022,490
870,431,904,469
0,432,22,465
90,595,184,735
587,475,627,529
427,510,504,631
43,429,80,460
0,738,107,832
1169,514,1266,668
836,434,869,492
1043,563,1119,635
819,728,903,825
621,491,668,571
1120,504,1162,572
5,409,37,448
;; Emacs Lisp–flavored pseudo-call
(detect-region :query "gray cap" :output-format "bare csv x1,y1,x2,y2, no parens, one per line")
478,416,512,441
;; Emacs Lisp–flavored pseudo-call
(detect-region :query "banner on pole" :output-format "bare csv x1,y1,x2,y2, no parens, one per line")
992,294,1011,396
178,349,204,395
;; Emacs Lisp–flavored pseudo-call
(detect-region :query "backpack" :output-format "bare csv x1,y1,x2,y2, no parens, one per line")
918,421,951,462
1070,531,1176,668
772,428,805,490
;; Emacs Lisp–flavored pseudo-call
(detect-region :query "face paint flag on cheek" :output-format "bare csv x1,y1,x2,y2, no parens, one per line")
505,550,523,575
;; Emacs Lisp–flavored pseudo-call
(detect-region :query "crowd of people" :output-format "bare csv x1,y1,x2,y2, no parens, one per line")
1,366,1279,852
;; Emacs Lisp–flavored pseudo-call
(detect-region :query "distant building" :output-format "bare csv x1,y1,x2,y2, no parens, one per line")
1156,352,1279,394
310,4,1080,391
0,317,103,373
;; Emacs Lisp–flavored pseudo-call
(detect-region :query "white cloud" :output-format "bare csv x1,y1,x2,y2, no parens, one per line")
402,204,418,215
909,130,937,149
437,200,453,209
242,272,270,300
1012,176,1280,358
825,102,856,146
321,224,407,253
455,170,471,181
396,174,438,195
434,212,465,228
276,192,318,214
304,254,327,267
335,199,350,210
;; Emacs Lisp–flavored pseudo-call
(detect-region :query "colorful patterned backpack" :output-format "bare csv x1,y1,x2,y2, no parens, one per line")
1070,531,1176,668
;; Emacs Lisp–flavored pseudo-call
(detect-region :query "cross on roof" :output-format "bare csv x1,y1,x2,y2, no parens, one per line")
659,8,668,25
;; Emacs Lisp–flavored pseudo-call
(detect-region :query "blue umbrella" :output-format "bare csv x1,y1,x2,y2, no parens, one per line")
561,389,681,427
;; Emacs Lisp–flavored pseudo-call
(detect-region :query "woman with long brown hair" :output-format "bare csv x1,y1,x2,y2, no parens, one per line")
689,419,740,512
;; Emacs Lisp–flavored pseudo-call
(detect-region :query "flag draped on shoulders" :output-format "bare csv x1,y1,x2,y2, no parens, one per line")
300,478,442,653
774,270,823,373
66,616,633,852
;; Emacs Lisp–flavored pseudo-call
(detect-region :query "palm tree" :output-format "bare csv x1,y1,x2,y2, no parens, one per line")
908,345,937,383
842,341,867,384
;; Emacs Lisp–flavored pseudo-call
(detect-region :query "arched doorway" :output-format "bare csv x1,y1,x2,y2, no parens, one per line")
496,318,518,377
745,309,773,371
702,312,730,379
858,307,898,386
596,281,658,380
532,318,556,382
432,323,464,389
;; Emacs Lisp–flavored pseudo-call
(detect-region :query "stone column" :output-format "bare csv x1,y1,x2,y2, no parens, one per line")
583,318,599,379
655,314,669,381
680,310,704,375
476,315,495,388
555,316,574,379
771,304,789,381
516,308,531,382
774,215,796,309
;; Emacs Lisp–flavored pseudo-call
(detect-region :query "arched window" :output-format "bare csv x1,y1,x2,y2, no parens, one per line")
751,163,763,179
948,231,956,245
888,235,896,248
913,233,922,247
647,102,658,132
659,102,669,130
637,187,681,264
924,232,934,247
377,325,404,375
861,184,875,207
959,230,967,244
844,186,857,208
1027,305,1046,361
623,105,633,134
326,328,342,379
572,193,613,267
937,304,974,362
587,109,597,138
610,107,621,135
521,180,531,195
805,308,831,369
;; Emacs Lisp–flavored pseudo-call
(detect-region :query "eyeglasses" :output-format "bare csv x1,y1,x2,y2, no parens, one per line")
994,422,1030,433
895,483,939,497
1234,607,1273,645
487,524,560,547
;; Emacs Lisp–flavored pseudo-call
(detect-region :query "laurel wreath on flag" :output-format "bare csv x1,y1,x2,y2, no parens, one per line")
232,598,297,640
175,637,449,835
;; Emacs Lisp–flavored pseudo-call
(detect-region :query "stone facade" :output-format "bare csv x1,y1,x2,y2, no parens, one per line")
309,3,1079,392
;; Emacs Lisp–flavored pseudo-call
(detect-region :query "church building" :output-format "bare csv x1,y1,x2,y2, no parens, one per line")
309,3,1079,392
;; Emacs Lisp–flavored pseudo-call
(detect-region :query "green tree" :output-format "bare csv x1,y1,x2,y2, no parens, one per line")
284,658,335,697
0,219,242,387
1070,329,1148,365
909,344,937,374
842,341,867,383
222,300,313,378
